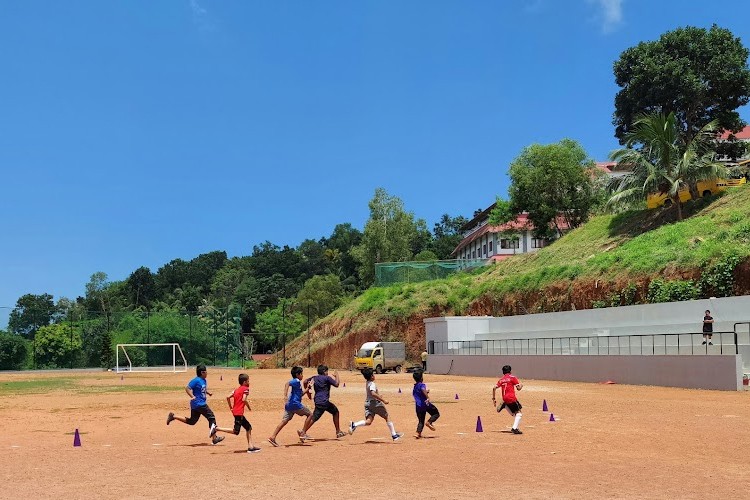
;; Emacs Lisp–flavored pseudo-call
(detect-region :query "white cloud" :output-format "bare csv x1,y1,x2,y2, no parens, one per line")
189,0,214,32
588,0,624,34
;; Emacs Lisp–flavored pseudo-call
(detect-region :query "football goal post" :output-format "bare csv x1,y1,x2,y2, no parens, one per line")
116,343,188,373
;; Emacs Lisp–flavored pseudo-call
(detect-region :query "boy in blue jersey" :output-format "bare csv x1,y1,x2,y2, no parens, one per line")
412,370,440,438
166,364,225,445
267,366,313,447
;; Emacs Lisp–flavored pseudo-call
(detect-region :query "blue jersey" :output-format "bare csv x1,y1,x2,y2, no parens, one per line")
413,382,429,409
285,378,304,411
187,376,207,409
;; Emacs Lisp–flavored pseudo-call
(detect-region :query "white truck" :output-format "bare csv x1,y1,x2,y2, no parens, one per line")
354,342,406,374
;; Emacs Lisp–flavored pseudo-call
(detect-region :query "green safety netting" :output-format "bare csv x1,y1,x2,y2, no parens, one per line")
374,259,488,286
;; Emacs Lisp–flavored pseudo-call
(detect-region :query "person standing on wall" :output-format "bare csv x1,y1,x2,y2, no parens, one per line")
702,310,714,345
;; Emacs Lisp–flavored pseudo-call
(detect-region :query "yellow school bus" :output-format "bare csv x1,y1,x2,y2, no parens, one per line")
646,177,747,209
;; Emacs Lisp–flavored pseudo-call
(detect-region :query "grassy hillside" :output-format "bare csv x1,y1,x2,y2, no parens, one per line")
272,185,750,368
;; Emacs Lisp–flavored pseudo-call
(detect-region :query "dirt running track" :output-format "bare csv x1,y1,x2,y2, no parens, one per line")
1,368,748,499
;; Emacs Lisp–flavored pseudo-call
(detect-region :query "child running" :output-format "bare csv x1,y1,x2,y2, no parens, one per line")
166,364,225,445
300,365,346,440
267,366,313,447
348,367,403,441
492,364,523,435
412,370,440,438
207,373,260,453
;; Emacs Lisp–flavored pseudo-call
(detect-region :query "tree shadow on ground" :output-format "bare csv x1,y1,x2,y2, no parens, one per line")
607,194,723,238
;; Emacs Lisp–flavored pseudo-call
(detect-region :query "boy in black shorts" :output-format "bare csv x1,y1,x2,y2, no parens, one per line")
211,373,260,453
166,364,225,445
492,365,524,435
300,365,345,440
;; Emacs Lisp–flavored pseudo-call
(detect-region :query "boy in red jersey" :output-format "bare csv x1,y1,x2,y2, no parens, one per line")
211,373,260,453
492,365,523,435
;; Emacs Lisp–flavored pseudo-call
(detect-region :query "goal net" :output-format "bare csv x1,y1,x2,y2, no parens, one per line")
116,343,188,373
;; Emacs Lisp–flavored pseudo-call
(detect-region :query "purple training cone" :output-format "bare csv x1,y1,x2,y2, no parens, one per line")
73,428,81,447
542,399,548,412
476,416,483,432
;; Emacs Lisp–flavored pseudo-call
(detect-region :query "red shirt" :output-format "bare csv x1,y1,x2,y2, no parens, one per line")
231,385,249,416
497,374,520,403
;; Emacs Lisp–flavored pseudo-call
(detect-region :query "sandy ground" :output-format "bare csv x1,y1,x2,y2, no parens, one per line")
1,367,748,499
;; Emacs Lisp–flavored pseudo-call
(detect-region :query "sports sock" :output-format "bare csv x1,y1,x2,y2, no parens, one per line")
513,412,522,430
354,420,366,427
387,421,397,435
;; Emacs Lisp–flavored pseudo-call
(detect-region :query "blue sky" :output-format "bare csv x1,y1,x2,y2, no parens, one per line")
1,1,749,327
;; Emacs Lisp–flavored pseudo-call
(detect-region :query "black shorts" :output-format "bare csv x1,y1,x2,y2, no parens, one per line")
312,402,339,422
186,405,216,426
497,401,522,415
233,415,251,434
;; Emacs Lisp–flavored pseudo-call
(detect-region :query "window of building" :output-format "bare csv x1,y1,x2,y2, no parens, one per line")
500,238,519,249
489,241,493,252
483,244,487,256
532,238,545,249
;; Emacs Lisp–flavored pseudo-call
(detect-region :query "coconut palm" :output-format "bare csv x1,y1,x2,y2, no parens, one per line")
606,112,727,221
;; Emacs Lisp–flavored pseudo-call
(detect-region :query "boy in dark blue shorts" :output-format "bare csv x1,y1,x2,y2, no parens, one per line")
300,365,345,440
166,364,225,445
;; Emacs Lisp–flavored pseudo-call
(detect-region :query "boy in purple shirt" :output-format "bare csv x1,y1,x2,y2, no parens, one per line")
412,370,440,439
300,365,346,440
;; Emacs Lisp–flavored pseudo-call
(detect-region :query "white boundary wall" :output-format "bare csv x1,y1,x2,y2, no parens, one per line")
424,296,750,390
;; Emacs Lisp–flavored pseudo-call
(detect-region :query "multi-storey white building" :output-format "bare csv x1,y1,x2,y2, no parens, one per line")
451,204,568,262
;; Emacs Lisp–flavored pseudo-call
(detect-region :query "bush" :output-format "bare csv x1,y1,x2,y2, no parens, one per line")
0,332,28,370
647,279,701,303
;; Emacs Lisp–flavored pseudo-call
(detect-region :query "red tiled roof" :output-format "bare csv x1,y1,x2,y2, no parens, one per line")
595,162,614,173
719,125,750,141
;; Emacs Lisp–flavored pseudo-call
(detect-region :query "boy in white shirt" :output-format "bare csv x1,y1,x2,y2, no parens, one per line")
348,367,402,441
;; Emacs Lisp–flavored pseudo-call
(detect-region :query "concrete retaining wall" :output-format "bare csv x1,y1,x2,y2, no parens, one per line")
427,354,744,391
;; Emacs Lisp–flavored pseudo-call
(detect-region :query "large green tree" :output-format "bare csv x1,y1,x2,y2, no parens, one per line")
8,293,57,338
351,188,423,285
607,112,727,221
506,139,597,239
429,214,468,259
126,267,157,309
0,331,28,370
296,274,345,323
323,223,363,290
613,25,750,143
34,323,83,368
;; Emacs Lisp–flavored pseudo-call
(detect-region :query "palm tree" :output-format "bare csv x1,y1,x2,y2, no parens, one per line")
606,112,727,221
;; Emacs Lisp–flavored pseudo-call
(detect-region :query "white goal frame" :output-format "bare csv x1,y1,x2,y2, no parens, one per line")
116,343,188,373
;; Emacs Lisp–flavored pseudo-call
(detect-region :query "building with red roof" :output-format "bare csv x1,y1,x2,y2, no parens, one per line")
450,204,570,261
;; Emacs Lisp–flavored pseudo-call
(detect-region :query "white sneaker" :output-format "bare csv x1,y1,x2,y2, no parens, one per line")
392,433,402,441
349,421,356,435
